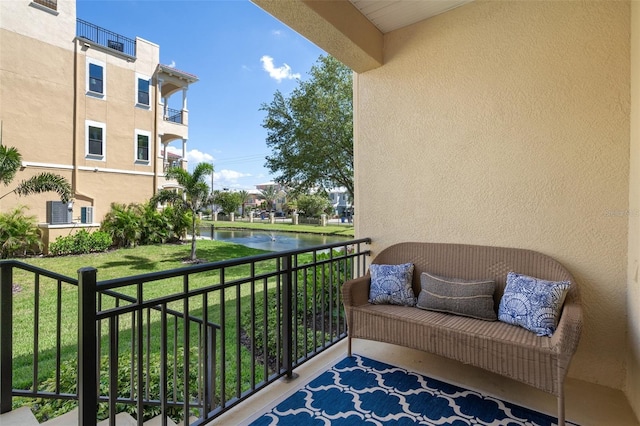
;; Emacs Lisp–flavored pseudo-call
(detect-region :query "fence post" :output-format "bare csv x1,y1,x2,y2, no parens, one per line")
78,267,98,425
0,263,13,414
281,255,294,380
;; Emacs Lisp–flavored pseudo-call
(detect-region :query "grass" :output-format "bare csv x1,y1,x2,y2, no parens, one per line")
9,240,281,411
9,237,351,421
201,219,355,237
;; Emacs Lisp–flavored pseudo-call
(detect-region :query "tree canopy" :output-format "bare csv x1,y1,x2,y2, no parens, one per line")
213,190,242,215
261,55,353,200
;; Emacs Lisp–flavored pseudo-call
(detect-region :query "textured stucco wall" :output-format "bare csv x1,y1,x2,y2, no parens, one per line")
0,0,76,50
0,0,162,223
628,2,640,419
355,1,630,389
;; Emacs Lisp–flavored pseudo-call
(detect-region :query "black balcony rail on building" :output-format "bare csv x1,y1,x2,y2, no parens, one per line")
76,18,136,57
164,108,183,124
0,238,371,425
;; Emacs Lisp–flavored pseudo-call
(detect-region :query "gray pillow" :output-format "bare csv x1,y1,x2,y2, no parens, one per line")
416,272,497,321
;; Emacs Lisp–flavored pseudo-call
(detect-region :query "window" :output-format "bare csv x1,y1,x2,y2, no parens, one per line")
31,0,58,15
86,59,106,98
86,120,105,160
89,64,103,93
138,78,150,105
136,74,151,107
135,130,151,163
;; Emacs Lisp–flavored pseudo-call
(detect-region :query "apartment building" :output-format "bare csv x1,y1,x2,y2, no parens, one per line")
0,0,197,243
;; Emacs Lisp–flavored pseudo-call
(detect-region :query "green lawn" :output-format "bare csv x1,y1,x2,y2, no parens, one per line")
201,219,355,237
9,239,347,421
10,241,278,413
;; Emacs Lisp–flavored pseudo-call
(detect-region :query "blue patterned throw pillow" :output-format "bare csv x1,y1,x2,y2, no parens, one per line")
369,263,416,306
498,272,570,337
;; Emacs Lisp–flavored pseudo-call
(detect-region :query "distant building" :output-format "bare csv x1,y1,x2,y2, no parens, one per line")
255,182,287,212
328,188,352,217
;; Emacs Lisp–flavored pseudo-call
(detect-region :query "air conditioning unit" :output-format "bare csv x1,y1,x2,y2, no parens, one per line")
46,201,72,225
81,206,94,224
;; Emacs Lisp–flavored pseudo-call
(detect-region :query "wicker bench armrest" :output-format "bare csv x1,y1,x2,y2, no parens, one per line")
550,302,583,356
342,274,371,307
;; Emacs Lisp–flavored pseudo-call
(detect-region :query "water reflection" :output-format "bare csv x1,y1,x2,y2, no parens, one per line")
201,229,350,252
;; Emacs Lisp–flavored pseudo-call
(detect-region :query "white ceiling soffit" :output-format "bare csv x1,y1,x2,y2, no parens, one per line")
349,0,474,33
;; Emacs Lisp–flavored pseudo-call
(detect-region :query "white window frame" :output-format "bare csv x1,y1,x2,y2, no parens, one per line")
85,120,106,161
135,73,152,109
86,58,106,99
135,129,151,164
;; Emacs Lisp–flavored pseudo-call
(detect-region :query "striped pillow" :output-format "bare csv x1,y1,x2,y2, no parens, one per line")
416,272,497,321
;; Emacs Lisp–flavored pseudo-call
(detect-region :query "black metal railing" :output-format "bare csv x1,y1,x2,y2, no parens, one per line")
0,238,371,425
76,18,136,57
164,108,183,124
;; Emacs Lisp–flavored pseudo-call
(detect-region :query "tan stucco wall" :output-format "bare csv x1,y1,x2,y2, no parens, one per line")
1,1,163,225
628,2,640,420
0,0,76,50
354,1,630,389
0,30,75,166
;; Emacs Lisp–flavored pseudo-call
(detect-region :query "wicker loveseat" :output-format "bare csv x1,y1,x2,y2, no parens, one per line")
342,242,582,426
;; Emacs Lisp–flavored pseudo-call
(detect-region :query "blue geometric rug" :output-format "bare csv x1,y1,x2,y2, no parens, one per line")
249,354,577,425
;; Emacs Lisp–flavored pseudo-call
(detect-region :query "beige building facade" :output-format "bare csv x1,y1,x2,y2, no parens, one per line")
254,0,639,421
0,0,197,232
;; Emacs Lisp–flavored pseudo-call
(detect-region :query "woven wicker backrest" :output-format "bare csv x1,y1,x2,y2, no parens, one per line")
372,242,579,308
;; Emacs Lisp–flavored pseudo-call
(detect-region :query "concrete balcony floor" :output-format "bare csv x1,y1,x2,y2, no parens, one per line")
215,339,639,426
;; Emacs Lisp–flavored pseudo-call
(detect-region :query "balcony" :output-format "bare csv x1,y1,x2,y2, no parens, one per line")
76,18,136,58
164,108,183,125
0,239,370,425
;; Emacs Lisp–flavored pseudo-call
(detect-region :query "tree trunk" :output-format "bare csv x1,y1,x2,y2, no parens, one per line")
190,214,197,260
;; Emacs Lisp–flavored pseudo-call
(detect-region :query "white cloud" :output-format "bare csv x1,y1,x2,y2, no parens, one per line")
260,55,301,82
167,60,176,68
165,147,215,165
214,169,252,189
271,30,283,37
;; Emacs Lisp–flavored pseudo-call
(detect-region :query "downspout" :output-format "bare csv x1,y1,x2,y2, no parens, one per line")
152,69,159,195
72,38,79,197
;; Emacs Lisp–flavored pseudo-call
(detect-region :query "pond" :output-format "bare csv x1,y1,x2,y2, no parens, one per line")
199,228,351,252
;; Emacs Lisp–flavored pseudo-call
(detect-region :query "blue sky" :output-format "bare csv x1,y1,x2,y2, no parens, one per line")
76,0,325,191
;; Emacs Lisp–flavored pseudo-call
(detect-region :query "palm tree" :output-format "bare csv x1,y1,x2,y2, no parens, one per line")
259,185,279,212
151,163,213,261
0,144,72,203
237,190,250,217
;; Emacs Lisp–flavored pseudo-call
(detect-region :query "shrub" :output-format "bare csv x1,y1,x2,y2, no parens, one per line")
241,251,351,371
49,230,112,256
0,206,42,258
101,203,142,248
24,348,200,423
101,202,192,248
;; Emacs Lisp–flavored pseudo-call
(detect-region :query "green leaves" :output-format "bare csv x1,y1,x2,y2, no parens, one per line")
13,172,73,203
213,190,243,215
151,163,214,260
261,55,354,199
0,206,42,258
0,144,22,186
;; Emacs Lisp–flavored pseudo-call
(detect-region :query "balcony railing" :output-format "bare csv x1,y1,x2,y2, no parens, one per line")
0,238,370,424
164,108,183,124
76,18,136,57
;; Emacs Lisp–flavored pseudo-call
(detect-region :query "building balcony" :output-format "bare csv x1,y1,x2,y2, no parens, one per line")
76,18,136,57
